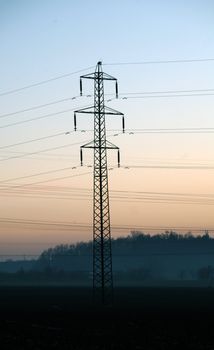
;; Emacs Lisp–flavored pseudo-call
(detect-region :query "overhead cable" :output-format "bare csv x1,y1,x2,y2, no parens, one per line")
104,58,214,66
0,66,95,97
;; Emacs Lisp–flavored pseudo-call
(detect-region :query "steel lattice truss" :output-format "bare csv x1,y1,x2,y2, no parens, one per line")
74,62,125,305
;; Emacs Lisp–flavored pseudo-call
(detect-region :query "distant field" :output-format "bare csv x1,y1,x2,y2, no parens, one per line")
0,286,214,311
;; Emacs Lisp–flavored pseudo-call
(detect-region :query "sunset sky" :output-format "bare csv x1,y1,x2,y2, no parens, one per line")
0,0,214,255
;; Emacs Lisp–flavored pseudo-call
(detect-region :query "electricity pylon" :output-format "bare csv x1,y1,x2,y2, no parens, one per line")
74,62,125,305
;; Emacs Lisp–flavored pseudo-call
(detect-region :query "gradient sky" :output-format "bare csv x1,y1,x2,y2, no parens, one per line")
0,0,214,255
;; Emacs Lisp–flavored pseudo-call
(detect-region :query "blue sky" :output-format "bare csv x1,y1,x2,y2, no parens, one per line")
1,0,214,89
0,0,214,254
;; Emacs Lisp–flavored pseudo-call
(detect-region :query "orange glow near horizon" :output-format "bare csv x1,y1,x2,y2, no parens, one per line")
1,164,214,255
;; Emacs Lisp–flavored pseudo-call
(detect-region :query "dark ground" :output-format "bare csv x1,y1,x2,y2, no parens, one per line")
0,286,214,349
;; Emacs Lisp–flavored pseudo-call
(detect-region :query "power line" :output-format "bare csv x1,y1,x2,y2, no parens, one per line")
0,165,80,184
2,192,214,207
69,127,214,134
0,108,76,129
0,217,213,232
124,127,214,134
0,106,88,129
0,171,92,189
1,88,213,120
1,162,214,191
119,88,214,95
120,165,214,170
1,127,214,154
112,189,214,199
0,140,89,163
104,58,214,66
0,99,114,128
0,132,119,162
0,96,81,120
7,186,214,200
1,192,214,207
2,127,214,153
1,183,214,199
0,167,92,191
0,131,74,150
2,180,214,207
1,59,213,98
0,102,212,134
0,150,78,162
0,217,91,228
120,93,214,99
0,149,74,162
0,66,95,97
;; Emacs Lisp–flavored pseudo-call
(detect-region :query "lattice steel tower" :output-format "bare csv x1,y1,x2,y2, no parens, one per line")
74,62,125,305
